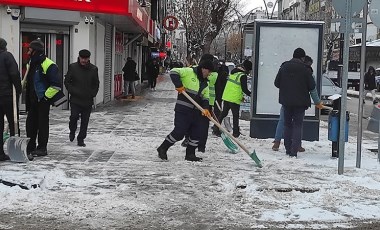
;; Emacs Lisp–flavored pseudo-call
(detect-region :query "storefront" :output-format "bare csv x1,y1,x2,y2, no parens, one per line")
0,0,153,108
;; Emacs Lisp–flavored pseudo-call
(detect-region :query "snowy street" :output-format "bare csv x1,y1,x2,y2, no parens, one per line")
1,76,380,229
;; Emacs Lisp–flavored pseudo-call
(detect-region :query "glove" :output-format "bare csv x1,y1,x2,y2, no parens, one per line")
202,109,211,118
315,102,324,110
176,86,185,94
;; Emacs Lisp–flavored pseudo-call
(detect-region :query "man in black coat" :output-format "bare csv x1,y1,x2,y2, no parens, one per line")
274,48,316,158
122,57,137,98
0,38,21,161
64,49,99,147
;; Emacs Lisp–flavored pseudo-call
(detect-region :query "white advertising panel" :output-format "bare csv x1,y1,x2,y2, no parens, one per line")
254,21,323,117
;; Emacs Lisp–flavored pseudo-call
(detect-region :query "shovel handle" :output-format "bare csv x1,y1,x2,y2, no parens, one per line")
181,91,251,154
215,100,222,111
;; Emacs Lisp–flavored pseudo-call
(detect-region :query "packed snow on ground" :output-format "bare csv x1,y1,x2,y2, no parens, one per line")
1,80,380,229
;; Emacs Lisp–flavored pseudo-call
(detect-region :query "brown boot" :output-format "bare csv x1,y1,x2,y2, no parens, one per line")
298,146,305,152
272,141,280,151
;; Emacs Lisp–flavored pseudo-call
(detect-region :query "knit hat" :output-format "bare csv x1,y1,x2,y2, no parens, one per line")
0,38,7,50
242,60,253,72
29,39,44,52
198,59,214,72
200,53,215,62
79,49,91,58
293,48,306,59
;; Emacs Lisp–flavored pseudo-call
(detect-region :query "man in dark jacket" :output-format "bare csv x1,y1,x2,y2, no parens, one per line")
25,39,64,157
122,57,137,98
0,38,22,161
64,49,100,147
363,66,377,104
274,48,316,158
146,58,160,90
214,60,252,138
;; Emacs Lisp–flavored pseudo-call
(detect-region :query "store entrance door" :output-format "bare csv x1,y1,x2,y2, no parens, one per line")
20,32,69,111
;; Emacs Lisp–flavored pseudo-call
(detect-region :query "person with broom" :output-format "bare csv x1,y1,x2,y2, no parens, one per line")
156,59,214,162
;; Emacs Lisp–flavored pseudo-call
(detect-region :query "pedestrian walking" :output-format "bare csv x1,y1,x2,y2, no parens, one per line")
122,57,137,98
213,59,252,138
274,48,323,158
0,38,22,161
24,39,65,157
64,49,99,147
363,66,377,104
272,55,322,151
156,59,214,162
214,61,229,118
146,58,160,91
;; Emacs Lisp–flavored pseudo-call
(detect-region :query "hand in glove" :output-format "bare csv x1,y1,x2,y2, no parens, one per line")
315,102,324,110
202,109,211,118
176,86,185,94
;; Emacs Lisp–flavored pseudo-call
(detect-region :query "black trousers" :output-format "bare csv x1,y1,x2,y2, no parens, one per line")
283,106,306,155
69,103,92,141
165,110,202,147
217,101,240,134
149,76,157,89
26,99,50,152
0,97,14,154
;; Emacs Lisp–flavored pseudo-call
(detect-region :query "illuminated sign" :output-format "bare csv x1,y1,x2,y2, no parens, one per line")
0,0,129,15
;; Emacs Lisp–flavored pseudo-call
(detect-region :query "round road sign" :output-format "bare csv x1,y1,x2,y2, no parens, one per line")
332,0,366,17
370,0,380,28
163,16,179,31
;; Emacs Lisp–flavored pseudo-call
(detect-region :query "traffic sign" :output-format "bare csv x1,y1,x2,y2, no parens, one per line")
163,16,179,31
369,0,380,28
332,0,366,17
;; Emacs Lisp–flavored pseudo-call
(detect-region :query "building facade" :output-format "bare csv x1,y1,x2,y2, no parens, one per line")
0,0,163,109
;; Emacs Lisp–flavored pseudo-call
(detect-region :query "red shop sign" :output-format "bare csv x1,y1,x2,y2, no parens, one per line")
0,0,130,15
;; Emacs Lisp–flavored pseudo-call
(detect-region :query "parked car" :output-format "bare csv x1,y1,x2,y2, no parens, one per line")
224,62,235,74
321,74,342,111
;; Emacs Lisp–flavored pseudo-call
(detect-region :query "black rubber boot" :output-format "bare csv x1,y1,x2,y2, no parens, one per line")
212,125,221,137
0,152,10,161
157,140,172,160
185,146,202,162
233,126,241,138
77,139,86,147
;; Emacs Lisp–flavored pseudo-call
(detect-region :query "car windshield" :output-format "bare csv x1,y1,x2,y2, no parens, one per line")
322,76,335,86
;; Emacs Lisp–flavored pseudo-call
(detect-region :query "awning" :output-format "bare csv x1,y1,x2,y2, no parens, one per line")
2,0,150,33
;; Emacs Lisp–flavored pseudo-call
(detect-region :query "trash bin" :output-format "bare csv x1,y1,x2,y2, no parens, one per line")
367,104,380,133
328,110,349,142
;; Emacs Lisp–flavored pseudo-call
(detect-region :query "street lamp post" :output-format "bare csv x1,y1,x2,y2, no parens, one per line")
263,0,279,19
234,7,263,62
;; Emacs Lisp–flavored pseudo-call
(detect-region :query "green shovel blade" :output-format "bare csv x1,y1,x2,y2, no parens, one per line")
249,150,262,168
3,132,9,142
221,132,239,154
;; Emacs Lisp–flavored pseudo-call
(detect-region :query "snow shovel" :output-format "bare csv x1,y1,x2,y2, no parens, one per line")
182,91,262,167
3,123,9,143
215,101,233,132
7,86,30,163
211,110,239,154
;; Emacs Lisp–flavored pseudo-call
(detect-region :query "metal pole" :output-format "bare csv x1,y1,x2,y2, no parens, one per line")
338,0,352,175
357,1,368,168
378,114,380,162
